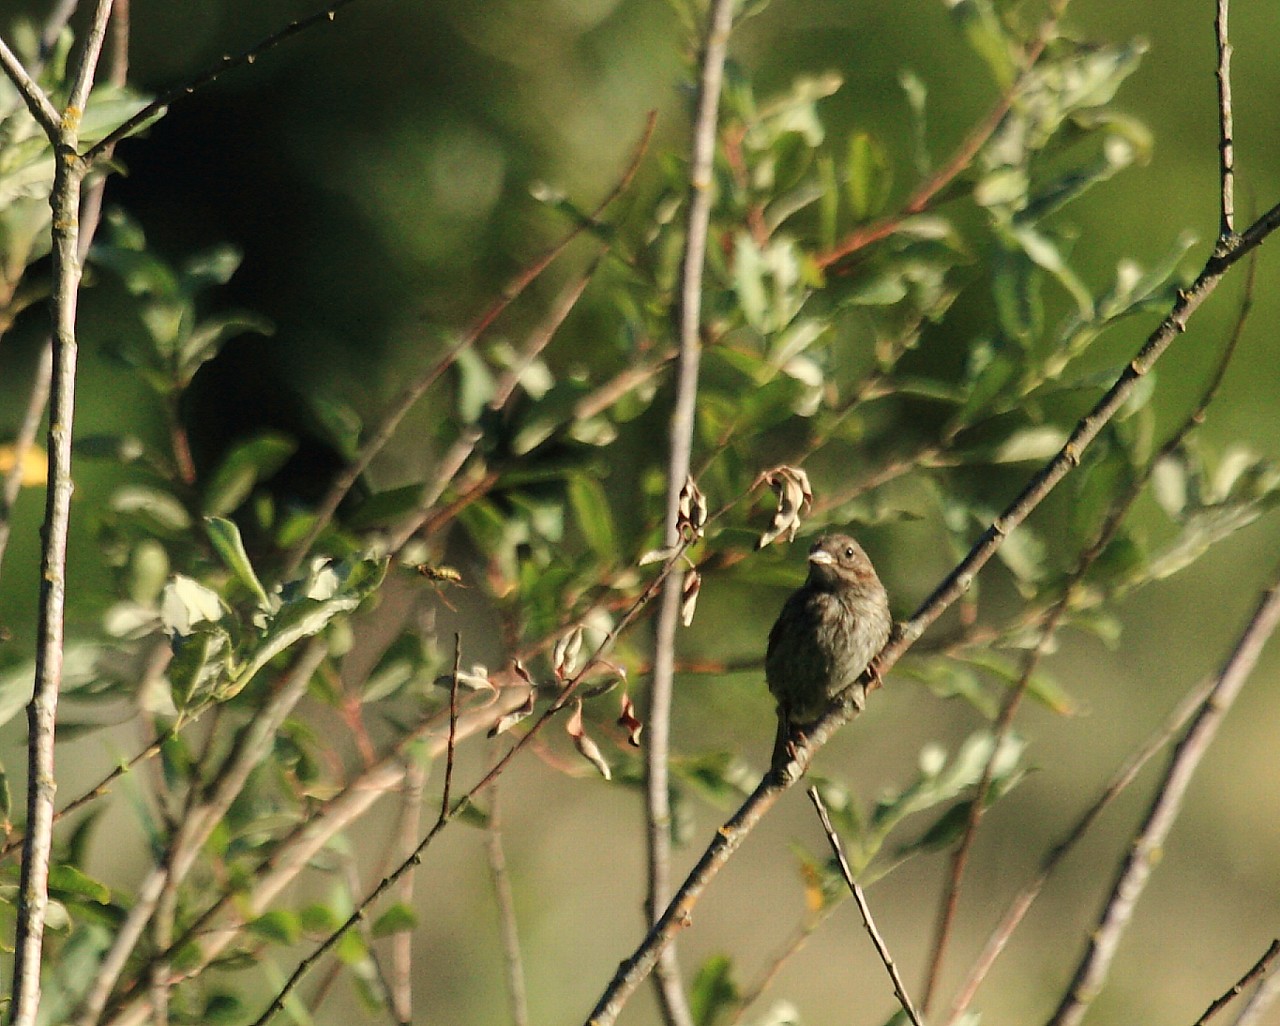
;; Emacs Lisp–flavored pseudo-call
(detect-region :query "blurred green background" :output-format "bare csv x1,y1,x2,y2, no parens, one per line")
3,0,1280,1023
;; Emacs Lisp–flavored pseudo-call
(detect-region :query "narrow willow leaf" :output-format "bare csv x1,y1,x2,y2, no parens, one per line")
205,517,272,610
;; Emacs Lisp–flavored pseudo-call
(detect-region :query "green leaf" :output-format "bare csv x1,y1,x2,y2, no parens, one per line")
334,926,368,966
900,658,996,718
160,575,226,635
898,69,930,176
201,994,246,1025
205,517,272,610
202,432,297,517
168,624,234,710
178,310,274,385
346,484,424,530
949,0,1018,87
991,246,1041,344
110,485,193,532
47,864,111,905
690,954,739,1026
300,903,341,935
845,132,892,222
568,473,616,558
371,903,418,938
220,557,386,700
248,910,301,945
0,661,36,731
308,396,363,461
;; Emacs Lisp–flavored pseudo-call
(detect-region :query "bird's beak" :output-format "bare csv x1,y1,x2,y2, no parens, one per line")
808,549,835,566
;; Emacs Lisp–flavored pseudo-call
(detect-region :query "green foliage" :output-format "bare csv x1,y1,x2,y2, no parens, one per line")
691,954,740,1026
92,211,274,395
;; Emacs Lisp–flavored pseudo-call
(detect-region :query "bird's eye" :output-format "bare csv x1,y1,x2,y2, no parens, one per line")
844,546,855,558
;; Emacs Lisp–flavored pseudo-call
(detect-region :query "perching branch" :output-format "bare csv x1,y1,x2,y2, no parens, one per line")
922,243,1257,1014
1045,567,1280,1026
808,788,924,1026
644,2,735,1024
580,168,1280,1026
1230,952,1280,1026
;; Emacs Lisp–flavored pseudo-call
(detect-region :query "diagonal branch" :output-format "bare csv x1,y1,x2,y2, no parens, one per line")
944,673,1216,1025
578,187,1280,1026
1193,940,1280,1026
1044,566,1280,1026
0,34,60,133
922,243,1257,1014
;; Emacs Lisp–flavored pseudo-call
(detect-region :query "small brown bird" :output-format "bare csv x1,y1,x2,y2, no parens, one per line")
765,533,892,770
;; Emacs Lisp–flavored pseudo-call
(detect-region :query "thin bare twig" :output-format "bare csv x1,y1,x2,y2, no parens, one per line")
808,788,924,1026
1231,955,1280,1026
645,3,734,1025
1193,940,1280,1026
440,634,462,823
81,0,368,164
1215,0,1235,241
487,780,530,1026
1046,568,1280,1026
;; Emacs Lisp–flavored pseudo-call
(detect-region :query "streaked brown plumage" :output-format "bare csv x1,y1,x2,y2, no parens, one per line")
765,533,891,768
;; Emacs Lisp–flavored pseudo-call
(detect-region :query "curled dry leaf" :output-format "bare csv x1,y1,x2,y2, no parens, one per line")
638,544,680,566
618,693,643,747
756,465,813,549
566,698,612,780
680,569,702,627
434,664,495,692
488,690,536,738
553,626,584,681
678,474,708,539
